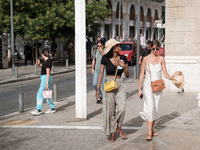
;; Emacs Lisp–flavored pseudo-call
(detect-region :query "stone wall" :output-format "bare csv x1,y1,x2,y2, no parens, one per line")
165,0,200,92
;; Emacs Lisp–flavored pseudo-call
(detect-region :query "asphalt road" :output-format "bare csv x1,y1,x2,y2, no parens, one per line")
0,66,134,117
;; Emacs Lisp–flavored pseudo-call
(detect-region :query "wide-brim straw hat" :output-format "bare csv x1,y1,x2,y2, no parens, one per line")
103,39,121,55
171,71,184,89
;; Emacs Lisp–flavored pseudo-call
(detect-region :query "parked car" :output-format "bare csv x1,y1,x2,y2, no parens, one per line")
119,42,143,65
158,42,165,56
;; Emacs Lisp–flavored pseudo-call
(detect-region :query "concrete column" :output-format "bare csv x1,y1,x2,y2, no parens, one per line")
165,1,200,92
143,16,147,44
100,21,105,38
112,11,116,38
135,14,138,38
75,0,87,120
151,17,154,40
158,28,161,41
127,13,130,40
123,12,127,41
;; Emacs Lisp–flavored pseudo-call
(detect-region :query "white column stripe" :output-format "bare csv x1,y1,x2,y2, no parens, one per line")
0,125,141,130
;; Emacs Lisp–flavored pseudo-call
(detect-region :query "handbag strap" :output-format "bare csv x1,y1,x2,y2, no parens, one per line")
114,56,120,81
147,57,152,82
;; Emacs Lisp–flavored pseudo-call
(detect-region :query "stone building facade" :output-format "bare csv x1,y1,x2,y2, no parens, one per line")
165,0,200,92
91,0,163,42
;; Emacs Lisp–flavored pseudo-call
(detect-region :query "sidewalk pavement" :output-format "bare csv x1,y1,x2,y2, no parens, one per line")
0,76,199,150
0,61,92,85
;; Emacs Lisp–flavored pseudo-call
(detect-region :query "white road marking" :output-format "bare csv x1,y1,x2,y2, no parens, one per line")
0,125,141,130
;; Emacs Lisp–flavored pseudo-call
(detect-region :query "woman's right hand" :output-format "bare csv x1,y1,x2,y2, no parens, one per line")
96,89,100,100
138,89,143,99
92,69,95,75
36,59,40,65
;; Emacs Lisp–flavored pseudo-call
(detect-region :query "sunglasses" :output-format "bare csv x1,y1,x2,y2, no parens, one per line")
152,48,159,51
97,45,102,47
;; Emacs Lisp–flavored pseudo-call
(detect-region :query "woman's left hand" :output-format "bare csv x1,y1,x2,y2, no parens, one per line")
45,84,49,90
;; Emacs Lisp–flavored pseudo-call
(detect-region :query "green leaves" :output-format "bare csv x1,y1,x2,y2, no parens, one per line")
0,0,110,40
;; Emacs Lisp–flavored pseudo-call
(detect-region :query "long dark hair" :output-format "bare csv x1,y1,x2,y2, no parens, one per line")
42,49,52,62
97,39,105,46
105,45,121,59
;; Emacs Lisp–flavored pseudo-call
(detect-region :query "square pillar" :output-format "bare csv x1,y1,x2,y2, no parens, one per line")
112,11,116,38
151,17,154,40
143,16,147,45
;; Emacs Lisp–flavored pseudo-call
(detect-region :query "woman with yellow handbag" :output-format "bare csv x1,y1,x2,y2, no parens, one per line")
96,38,129,143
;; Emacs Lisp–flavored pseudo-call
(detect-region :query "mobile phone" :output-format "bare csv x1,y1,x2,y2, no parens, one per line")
140,94,143,99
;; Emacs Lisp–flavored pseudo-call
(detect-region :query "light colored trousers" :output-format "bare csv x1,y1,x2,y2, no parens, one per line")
102,77,126,136
36,75,55,110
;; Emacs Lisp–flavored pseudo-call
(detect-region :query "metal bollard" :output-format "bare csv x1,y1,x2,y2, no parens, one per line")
35,64,37,75
19,92,24,112
15,66,18,78
53,84,58,102
66,59,68,68
133,65,137,79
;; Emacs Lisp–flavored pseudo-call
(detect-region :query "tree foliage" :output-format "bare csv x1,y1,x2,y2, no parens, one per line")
0,0,110,40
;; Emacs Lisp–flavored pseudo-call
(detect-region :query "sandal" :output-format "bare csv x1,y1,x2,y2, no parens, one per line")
117,129,127,140
108,134,116,143
146,134,152,141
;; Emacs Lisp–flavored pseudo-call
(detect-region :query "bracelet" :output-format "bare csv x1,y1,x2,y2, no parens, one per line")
97,85,100,88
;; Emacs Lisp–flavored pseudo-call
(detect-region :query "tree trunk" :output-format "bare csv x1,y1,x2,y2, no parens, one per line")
35,40,38,60
32,45,35,64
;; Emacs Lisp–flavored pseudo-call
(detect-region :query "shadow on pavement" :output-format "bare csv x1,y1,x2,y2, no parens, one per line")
56,101,75,112
87,108,103,120
123,112,180,136
126,89,138,99
155,111,180,130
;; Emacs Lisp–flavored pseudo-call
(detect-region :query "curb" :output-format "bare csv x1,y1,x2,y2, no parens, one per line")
0,66,92,86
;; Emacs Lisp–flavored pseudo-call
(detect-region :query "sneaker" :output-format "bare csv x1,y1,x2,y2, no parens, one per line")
31,110,41,116
45,109,56,114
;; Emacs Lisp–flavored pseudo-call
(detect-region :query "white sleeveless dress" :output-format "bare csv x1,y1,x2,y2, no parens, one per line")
140,61,163,122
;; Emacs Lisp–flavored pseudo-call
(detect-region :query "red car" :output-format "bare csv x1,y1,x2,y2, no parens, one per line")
119,42,143,65
157,42,165,56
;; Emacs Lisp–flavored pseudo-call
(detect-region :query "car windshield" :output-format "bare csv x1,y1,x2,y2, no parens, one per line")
120,44,132,51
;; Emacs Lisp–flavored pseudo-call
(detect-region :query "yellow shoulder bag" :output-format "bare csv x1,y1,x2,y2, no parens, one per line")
104,63,118,92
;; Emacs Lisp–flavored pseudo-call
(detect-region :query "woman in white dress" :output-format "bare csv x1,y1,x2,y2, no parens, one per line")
138,40,173,140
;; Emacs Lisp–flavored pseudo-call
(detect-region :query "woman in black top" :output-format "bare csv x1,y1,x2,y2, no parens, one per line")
31,49,56,116
96,39,129,143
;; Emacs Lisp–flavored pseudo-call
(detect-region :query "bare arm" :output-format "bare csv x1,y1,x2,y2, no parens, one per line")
123,64,129,78
96,64,105,99
91,58,96,75
139,56,142,65
161,57,173,80
138,57,147,97
45,68,50,90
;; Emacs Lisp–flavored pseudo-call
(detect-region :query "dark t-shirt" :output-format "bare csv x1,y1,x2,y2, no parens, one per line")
101,55,127,76
41,59,52,75
141,47,151,62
